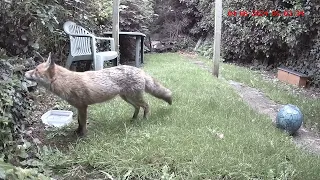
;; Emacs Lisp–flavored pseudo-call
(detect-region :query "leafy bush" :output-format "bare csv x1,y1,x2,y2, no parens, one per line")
1,159,51,180
119,0,155,33
0,49,52,179
0,52,33,161
0,0,66,57
0,0,114,63
4,167,50,180
196,41,213,58
148,0,216,52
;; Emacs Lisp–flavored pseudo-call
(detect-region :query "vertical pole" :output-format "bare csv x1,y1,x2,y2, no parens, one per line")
212,0,222,77
112,0,120,65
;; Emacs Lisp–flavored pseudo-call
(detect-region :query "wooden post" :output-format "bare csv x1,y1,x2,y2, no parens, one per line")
112,0,120,65
212,0,222,77
149,36,152,53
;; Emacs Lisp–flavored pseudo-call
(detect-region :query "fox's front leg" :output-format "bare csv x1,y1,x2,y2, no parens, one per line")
76,106,88,137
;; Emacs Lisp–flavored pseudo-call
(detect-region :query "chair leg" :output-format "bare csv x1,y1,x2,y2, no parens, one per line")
94,58,104,71
65,55,74,69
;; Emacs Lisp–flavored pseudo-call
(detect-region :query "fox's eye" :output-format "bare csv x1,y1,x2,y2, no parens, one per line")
35,68,38,72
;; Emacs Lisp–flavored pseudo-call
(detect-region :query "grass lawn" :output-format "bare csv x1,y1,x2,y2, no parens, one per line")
196,56,320,132
42,53,320,179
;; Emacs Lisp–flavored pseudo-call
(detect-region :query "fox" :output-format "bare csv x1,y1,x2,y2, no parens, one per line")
24,52,172,136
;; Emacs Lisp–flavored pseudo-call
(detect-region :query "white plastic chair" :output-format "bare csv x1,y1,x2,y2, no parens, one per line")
63,21,118,71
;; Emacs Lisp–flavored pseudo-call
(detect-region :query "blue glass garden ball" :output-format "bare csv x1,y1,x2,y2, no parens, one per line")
276,104,303,135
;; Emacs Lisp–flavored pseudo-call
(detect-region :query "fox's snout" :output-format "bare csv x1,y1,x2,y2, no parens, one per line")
25,70,33,79
25,70,36,81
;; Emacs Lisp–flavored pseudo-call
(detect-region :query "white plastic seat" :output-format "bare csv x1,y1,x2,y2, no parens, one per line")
63,21,118,71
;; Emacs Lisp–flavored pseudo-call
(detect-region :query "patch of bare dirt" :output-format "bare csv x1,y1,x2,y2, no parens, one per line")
180,51,320,155
25,87,78,150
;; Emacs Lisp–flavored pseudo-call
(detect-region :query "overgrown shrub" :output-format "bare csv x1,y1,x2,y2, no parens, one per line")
0,52,33,161
1,160,51,180
196,42,213,58
0,0,114,63
0,0,66,57
0,49,52,178
149,0,214,50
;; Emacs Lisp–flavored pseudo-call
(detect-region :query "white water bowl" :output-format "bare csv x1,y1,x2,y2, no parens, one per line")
41,110,73,127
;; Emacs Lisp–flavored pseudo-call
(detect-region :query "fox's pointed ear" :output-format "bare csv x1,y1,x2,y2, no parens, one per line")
45,52,55,68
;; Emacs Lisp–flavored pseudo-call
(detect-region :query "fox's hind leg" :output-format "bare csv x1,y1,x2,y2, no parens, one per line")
126,92,150,119
120,95,140,119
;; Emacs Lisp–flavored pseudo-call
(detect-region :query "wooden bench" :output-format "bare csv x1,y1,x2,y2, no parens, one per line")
277,67,309,87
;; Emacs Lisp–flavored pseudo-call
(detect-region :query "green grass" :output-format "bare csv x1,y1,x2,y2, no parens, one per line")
197,56,320,132
42,53,320,179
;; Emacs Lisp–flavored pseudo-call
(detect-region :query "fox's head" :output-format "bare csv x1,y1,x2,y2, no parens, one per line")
25,52,55,88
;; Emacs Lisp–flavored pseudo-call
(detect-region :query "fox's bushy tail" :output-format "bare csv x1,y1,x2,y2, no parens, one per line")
144,74,172,105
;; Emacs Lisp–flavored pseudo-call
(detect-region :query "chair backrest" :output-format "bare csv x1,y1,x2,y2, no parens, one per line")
63,21,94,56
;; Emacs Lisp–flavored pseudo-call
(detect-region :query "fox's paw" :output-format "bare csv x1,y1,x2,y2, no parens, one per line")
75,128,87,137
130,117,137,123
